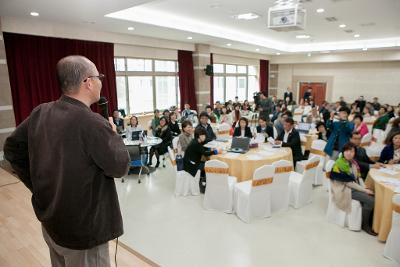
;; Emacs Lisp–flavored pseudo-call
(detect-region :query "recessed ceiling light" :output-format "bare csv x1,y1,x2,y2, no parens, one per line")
127,27,135,31
276,52,281,55
187,36,193,40
233,13,260,20
255,48,260,52
316,8,325,13
296,34,310,39
362,47,368,51
307,53,312,57
320,51,330,54
226,43,232,47
354,34,360,38
339,24,347,28
30,12,39,17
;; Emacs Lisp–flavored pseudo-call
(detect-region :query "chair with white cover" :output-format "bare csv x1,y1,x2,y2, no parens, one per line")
296,140,327,185
271,160,293,213
325,160,362,231
360,133,372,148
323,160,335,190
288,156,319,208
300,134,307,154
373,129,386,144
172,136,179,151
217,123,231,136
364,116,375,133
169,147,201,196
203,160,237,213
293,108,304,123
234,165,275,223
384,194,400,264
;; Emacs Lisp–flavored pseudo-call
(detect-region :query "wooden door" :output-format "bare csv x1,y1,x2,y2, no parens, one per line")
299,82,327,106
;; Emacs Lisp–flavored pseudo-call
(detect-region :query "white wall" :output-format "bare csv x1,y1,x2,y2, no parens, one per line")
277,61,400,105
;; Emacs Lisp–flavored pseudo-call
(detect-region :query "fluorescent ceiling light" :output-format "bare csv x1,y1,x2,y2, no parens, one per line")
226,43,232,46
296,35,310,39
354,34,360,38
362,47,368,51
127,27,135,31
30,12,39,16
187,36,193,40
316,8,325,13
320,51,330,54
307,53,311,57
255,48,260,52
233,13,260,20
276,52,281,55
106,7,400,53
339,24,347,28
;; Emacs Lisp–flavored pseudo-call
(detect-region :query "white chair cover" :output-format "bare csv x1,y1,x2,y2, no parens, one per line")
296,140,327,185
234,165,275,223
373,129,386,144
323,160,335,190
203,160,237,213
384,194,400,264
175,170,200,197
288,156,319,208
172,136,179,151
360,133,372,147
271,160,293,213
326,180,362,231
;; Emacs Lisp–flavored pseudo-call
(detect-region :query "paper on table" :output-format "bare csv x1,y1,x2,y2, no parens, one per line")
257,151,275,157
378,168,399,176
204,141,218,148
374,176,400,187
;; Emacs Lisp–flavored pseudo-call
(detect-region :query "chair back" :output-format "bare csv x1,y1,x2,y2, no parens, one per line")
325,160,335,179
172,136,179,151
167,146,176,166
272,160,293,185
373,129,386,144
309,139,327,166
303,156,320,182
251,165,275,192
205,160,230,187
218,123,231,135
126,145,141,161
360,133,372,147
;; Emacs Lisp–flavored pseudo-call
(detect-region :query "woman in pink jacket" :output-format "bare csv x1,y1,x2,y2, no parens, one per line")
353,114,369,137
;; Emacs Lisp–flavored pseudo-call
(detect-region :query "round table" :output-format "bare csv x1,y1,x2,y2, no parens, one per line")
211,142,293,182
365,167,400,242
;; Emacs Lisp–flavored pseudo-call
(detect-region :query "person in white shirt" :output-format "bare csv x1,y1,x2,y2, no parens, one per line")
126,116,143,140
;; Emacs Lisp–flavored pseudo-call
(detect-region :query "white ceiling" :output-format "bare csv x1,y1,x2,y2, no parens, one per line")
1,0,400,55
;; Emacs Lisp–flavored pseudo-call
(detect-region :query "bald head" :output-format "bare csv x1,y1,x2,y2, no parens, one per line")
56,55,96,93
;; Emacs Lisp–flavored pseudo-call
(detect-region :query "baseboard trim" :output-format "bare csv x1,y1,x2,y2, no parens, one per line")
113,239,160,267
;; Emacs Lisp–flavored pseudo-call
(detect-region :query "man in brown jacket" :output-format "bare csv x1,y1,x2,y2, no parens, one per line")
4,55,130,267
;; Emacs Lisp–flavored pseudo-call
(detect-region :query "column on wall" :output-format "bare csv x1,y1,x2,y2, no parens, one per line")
193,44,211,111
0,21,16,160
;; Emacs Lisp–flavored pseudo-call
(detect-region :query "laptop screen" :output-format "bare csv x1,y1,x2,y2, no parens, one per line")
231,137,251,151
297,123,311,132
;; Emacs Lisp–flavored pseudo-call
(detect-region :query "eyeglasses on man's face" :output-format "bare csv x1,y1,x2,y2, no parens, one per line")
83,73,105,83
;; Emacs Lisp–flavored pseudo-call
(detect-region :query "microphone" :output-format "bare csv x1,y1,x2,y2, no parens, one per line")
98,97,109,120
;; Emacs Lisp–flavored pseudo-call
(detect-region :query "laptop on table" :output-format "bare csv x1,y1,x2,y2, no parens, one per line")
227,137,251,154
297,122,312,134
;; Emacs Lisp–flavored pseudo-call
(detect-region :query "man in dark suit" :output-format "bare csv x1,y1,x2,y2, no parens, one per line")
195,111,216,144
355,96,366,114
276,117,304,167
303,88,312,102
112,110,124,133
283,87,293,103
349,132,383,179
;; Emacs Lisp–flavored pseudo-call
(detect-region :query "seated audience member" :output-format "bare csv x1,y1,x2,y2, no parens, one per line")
243,100,252,111
319,101,331,122
181,103,194,120
276,117,304,166
231,104,242,127
339,96,347,108
324,107,354,159
112,110,124,133
256,117,274,140
233,117,253,138
170,106,181,121
330,143,376,235
306,107,320,124
316,122,330,141
126,116,143,140
184,127,221,177
271,105,282,123
353,114,368,137
387,105,395,119
177,120,193,154
219,106,232,125
363,107,373,118
274,111,292,137
349,132,383,179
355,96,366,114
241,104,252,117
373,106,390,130
379,131,400,164
234,96,240,104
195,112,216,144
169,112,181,137
385,117,400,143
205,105,217,123
162,109,171,123
148,116,172,168
372,97,381,111
213,101,222,118
150,109,161,133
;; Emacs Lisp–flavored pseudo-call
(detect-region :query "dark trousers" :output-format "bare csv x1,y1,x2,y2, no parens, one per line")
352,190,375,231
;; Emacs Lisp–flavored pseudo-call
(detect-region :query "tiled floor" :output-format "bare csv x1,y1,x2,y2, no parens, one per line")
116,162,399,267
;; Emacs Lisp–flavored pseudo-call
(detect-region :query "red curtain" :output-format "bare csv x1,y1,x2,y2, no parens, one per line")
3,32,117,125
178,50,197,111
259,59,269,95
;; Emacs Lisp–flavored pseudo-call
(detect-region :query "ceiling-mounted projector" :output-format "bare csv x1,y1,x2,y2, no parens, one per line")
268,3,306,31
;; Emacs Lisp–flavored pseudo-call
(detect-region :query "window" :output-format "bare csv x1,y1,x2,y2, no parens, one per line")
212,64,258,102
114,58,180,114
